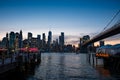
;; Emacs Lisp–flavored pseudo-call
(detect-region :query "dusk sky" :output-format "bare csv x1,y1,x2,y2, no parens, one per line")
0,0,120,46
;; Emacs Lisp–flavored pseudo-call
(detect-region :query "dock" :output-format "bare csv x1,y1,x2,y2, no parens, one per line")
0,48,41,74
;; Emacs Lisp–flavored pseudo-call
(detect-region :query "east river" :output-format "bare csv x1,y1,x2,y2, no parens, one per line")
1,53,120,80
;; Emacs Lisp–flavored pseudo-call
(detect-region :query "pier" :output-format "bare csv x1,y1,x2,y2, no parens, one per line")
0,48,41,74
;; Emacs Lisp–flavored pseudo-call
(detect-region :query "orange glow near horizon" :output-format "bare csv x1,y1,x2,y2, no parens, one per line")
0,32,7,40
1,32,120,48
94,39,120,46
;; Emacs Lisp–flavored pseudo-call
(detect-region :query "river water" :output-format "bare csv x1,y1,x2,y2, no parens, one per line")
1,53,120,80
27,53,119,80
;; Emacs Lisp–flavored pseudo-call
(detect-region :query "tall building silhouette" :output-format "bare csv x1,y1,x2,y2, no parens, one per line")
9,32,15,49
31,37,38,47
28,32,32,40
2,33,9,48
28,32,32,47
59,32,64,52
37,35,41,49
6,33,9,49
47,31,52,51
19,30,23,48
48,31,52,45
42,33,46,50
59,32,64,46
2,37,8,48
37,35,41,40
15,32,19,50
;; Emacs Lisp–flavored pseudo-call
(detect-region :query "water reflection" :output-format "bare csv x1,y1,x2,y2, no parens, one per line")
0,53,119,80
95,65,110,77
33,53,101,80
0,61,39,80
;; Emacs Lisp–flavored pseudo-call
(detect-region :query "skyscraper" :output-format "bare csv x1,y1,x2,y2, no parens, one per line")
37,35,41,41
2,37,8,48
28,32,32,47
42,33,46,44
6,33,9,48
59,32,64,46
15,32,19,50
47,31,52,51
61,32,64,46
48,31,52,45
37,35,41,49
9,31,15,49
19,30,23,48
28,32,32,40
59,32,64,52
42,33,46,50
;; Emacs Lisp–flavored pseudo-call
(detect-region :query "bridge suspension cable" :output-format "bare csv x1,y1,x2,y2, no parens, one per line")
102,10,120,32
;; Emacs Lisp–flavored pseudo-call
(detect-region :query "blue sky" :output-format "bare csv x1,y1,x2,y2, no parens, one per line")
0,0,120,46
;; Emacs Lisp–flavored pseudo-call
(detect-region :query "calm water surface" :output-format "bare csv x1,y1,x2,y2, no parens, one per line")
26,53,118,80
1,53,119,80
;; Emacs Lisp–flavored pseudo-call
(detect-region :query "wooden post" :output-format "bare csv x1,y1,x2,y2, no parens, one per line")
2,57,4,65
2,52,4,65
92,53,94,66
88,53,91,64
96,57,98,66
11,54,13,63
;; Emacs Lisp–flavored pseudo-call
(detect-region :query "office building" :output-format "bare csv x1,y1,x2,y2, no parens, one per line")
28,32,33,47
19,30,23,48
15,32,19,49
47,31,52,51
9,31,15,49
42,33,46,50
59,32,64,51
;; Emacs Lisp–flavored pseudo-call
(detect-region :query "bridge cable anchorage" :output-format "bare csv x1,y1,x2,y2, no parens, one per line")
101,10,120,32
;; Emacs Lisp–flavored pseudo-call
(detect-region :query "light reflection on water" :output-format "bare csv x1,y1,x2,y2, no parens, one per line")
26,53,117,80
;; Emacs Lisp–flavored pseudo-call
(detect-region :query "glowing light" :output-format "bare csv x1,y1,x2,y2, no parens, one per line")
96,53,109,58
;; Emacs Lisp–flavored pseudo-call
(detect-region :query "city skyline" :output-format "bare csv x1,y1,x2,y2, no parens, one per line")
0,30,69,44
0,0,120,46
0,30,77,52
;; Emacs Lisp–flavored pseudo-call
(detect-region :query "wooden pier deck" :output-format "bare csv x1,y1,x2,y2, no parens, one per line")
0,52,41,74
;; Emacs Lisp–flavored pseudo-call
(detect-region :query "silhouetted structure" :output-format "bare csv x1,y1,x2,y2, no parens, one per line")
100,41,104,47
59,32,64,52
37,35,42,49
19,30,23,48
0,30,76,53
80,35,90,53
9,32,15,50
82,22,120,46
47,31,52,52
28,32,33,47
42,33,46,51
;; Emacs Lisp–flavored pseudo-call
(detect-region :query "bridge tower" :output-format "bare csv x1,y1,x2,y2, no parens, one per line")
79,35,90,53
